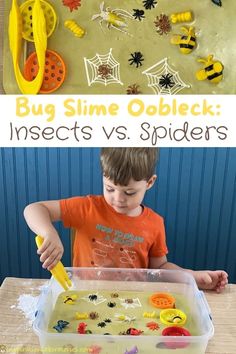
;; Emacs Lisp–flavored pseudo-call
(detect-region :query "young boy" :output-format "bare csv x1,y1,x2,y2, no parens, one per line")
24,148,228,292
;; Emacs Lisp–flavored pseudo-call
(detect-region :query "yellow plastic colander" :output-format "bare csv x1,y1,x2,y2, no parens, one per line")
20,0,57,42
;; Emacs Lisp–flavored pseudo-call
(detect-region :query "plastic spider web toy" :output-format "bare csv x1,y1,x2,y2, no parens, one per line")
84,48,123,86
142,58,190,94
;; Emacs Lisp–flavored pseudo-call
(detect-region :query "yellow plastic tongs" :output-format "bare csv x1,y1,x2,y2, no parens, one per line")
35,235,72,291
8,0,47,94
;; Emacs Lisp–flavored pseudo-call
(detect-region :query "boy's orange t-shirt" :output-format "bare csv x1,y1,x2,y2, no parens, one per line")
60,195,168,268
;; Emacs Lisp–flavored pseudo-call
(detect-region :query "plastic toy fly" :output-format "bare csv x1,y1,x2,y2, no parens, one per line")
92,1,134,34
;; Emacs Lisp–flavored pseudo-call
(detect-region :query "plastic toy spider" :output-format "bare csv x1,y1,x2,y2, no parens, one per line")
154,14,171,35
97,321,106,328
89,294,98,301
159,73,175,89
133,9,145,21
89,311,99,319
143,0,157,10
129,52,144,68
97,64,112,79
126,83,142,94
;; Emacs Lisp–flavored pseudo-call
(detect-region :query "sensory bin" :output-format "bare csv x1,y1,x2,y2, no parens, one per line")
3,0,236,94
34,268,214,354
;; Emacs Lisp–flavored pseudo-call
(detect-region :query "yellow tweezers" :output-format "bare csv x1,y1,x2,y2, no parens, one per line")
8,0,47,94
35,235,72,291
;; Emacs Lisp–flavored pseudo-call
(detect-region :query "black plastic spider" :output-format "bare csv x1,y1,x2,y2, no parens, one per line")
107,301,116,307
88,294,98,301
159,73,175,89
97,321,106,328
133,9,145,21
129,52,144,68
143,0,157,10
104,318,112,323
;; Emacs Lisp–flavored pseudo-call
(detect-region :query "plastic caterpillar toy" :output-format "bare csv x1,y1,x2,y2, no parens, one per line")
143,311,157,318
64,20,85,38
75,312,89,320
170,11,193,24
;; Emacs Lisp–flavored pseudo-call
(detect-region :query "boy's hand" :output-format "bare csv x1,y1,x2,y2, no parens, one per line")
37,233,64,271
193,270,228,292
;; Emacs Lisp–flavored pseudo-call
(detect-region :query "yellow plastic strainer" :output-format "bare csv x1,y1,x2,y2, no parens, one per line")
20,0,57,42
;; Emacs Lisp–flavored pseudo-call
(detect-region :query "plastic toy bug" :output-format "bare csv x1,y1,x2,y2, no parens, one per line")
129,52,144,67
124,346,138,354
75,312,89,320
97,321,107,328
133,9,145,21
170,11,193,24
196,55,224,83
92,1,134,34
64,20,85,37
88,294,98,301
159,73,175,89
212,0,222,6
143,311,158,318
77,322,87,334
53,320,69,332
126,328,143,335
143,0,157,10
171,27,196,54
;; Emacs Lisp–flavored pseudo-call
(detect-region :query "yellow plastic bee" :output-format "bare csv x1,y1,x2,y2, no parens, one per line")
196,55,224,84
63,294,78,304
171,27,196,54
92,1,134,34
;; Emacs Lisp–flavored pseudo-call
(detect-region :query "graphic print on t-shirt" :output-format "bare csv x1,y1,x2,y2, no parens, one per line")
91,224,144,267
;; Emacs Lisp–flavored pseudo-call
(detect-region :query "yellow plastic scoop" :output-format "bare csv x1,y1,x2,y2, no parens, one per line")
35,235,72,291
8,0,47,94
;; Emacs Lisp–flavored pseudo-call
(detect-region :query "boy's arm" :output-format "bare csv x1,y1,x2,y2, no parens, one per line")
149,256,228,293
24,201,64,270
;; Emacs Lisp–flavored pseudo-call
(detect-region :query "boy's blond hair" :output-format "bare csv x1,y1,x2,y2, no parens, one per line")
100,148,159,185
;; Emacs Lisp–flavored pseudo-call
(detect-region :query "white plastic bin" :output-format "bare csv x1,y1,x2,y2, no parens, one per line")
34,268,214,354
